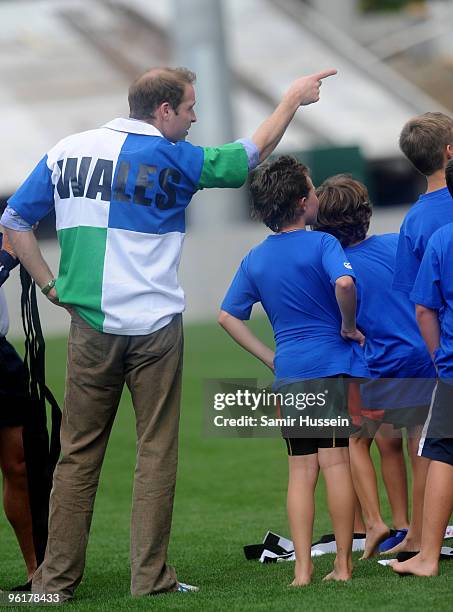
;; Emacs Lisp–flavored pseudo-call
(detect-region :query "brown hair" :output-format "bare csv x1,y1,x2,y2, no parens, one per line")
249,155,310,232
446,158,453,199
313,175,372,247
128,67,196,120
399,112,453,176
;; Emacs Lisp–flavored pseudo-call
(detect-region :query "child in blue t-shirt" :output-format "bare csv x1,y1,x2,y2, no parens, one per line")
219,156,368,586
393,112,453,295
314,174,436,560
392,199,453,577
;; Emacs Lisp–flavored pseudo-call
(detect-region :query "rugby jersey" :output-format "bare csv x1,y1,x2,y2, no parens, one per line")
4,118,250,335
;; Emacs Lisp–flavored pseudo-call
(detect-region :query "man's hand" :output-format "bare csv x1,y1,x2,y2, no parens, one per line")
46,286,73,315
341,327,365,347
285,69,338,107
1,230,17,258
251,68,337,163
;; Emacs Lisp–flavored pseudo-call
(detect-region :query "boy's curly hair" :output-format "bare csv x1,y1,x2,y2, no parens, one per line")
249,155,310,232
313,175,372,247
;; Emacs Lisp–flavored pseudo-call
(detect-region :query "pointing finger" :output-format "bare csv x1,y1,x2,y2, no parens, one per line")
312,69,338,81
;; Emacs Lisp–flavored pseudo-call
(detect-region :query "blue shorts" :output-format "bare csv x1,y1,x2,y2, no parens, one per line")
419,380,453,466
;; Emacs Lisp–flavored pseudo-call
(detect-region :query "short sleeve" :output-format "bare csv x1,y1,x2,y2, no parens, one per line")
221,256,259,320
392,225,420,294
410,236,443,309
197,143,249,190
321,234,355,285
7,155,55,225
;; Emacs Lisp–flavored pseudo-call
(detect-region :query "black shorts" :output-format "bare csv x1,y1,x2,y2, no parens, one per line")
419,380,453,465
285,435,349,456
0,336,28,428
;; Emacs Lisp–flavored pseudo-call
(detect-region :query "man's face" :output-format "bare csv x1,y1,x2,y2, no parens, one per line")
303,176,319,225
164,84,197,142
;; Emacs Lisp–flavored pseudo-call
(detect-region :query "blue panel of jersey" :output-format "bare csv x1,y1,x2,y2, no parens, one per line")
7,155,54,225
108,134,204,234
411,224,453,379
393,187,453,294
221,230,369,380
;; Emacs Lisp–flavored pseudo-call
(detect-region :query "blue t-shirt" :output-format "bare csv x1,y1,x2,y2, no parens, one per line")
393,187,453,295
221,229,369,381
346,234,434,378
346,234,435,409
411,223,453,380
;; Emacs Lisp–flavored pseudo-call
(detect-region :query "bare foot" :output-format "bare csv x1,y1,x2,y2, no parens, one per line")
383,534,419,556
290,562,314,587
323,568,352,582
391,553,438,577
360,523,390,559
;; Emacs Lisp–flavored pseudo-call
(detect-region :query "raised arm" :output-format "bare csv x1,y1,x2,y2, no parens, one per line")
218,310,274,372
335,275,365,346
251,69,337,163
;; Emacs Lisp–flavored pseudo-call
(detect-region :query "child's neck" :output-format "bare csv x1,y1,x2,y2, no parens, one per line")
426,169,447,194
279,220,306,233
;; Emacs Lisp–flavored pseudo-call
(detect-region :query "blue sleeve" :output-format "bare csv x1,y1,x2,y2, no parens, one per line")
321,234,355,285
7,155,54,225
221,256,259,320
392,225,420,294
410,237,443,309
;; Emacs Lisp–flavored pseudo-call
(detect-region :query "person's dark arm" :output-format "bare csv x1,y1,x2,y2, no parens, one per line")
0,230,19,287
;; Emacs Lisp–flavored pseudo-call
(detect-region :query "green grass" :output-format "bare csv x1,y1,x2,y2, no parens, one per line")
1,319,452,611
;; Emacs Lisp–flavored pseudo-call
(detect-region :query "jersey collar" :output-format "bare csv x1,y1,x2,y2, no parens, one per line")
102,117,164,138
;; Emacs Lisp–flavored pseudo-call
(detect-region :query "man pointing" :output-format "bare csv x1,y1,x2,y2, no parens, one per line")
1,66,336,601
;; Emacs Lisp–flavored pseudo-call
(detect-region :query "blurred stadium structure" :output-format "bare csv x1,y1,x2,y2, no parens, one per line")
1,0,452,335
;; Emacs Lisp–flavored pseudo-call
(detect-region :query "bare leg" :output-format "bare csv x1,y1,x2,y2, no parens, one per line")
392,459,453,576
319,446,354,581
349,435,389,558
287,453,319,587
0,426,37,581
375,423,409,530
385,426,429,555
353,491,366,534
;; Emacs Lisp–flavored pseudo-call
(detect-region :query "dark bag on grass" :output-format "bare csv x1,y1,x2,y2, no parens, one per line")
20,265,61,565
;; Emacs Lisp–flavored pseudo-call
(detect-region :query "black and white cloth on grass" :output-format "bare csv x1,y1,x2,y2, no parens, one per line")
245,528,453,564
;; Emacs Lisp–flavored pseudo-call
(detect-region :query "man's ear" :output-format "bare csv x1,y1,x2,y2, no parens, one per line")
299,196,307,213
447,144,453,160
157,102,172,122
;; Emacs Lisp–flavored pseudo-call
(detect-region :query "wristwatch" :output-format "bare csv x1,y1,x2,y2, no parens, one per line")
41,278,56,295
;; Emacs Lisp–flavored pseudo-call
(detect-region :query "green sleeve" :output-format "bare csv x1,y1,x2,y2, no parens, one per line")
196,142,249,190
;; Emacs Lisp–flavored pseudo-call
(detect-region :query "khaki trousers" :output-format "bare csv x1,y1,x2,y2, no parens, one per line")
32,312,183,600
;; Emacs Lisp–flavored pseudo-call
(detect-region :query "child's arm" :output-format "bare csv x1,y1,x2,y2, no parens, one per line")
218,310,275,372
335,275,365,346
415,304,440,361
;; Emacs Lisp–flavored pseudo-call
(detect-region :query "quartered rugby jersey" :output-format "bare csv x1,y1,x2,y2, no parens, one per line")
6,118,250,335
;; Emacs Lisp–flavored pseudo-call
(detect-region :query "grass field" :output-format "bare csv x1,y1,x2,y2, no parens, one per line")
1,318,452,611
